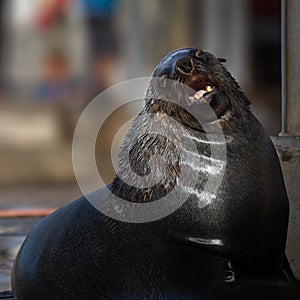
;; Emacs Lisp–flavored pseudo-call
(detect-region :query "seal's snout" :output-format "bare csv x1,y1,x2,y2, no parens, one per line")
152,48,232,121
175,56,194,74
173,54,216,102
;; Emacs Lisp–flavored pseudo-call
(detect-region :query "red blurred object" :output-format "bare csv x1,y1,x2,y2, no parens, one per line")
0,209,56,218
35,0,71,31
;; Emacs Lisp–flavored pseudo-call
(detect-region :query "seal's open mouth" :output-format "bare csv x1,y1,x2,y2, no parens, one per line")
173,56,216,103
150,48,239,126
186,75,215,102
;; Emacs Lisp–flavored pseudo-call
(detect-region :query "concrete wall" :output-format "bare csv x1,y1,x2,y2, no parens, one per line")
274,136,300,279
278,0,300,279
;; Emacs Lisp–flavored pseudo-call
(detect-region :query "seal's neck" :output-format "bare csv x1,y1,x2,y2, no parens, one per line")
111,111,227,206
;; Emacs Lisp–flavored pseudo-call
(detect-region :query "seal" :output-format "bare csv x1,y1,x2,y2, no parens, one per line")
12,48,292,299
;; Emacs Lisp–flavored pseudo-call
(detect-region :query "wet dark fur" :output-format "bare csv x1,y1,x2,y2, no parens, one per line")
12,48,291,299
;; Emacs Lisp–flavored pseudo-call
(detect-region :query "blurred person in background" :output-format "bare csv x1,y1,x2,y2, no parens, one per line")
79,0,120,97
4,0,86,104
36,49,79,104
34,0,121,102
34,0,85,106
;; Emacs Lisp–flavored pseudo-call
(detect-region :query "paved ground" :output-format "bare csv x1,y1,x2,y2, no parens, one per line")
0,218,41,291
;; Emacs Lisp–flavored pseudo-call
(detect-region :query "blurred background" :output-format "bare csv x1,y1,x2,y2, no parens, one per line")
0,0,281,291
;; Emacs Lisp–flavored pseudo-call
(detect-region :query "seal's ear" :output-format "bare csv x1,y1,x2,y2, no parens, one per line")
218,57,227,63
159,74,168,88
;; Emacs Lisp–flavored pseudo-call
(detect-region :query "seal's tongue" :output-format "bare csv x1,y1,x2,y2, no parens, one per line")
193,90,207,100
189,85,213,101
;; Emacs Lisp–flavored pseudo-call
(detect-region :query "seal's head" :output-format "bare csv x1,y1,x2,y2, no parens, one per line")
146,48,250,129
114,48,253,202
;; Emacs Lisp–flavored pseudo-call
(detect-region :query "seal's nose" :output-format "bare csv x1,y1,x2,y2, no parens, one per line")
176,56,193,73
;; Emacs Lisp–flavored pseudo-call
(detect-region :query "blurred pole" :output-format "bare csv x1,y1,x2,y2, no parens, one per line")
119,0,191,80
0,0,3,84
169,0,190,50
280,0,286,135
201,0,250,88
280,0,300,136
119,0,165,78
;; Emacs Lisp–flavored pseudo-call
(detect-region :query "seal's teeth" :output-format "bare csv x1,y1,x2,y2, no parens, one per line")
205,85,212,92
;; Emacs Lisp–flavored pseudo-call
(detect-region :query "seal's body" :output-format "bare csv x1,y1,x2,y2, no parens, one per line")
12,48,291,299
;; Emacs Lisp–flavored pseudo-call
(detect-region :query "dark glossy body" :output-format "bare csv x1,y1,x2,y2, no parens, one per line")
12,48,291,299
